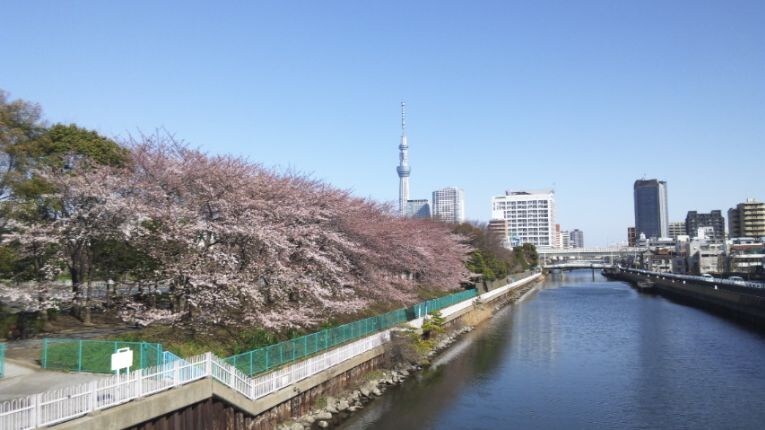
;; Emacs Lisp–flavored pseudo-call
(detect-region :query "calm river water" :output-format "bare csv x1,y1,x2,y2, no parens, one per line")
338,270,765,430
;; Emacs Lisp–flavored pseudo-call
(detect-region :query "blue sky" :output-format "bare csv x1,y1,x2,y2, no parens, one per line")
2,1,763,246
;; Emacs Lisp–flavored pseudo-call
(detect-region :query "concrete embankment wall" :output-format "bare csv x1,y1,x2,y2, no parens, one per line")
54,273,543,430
608,270,765,328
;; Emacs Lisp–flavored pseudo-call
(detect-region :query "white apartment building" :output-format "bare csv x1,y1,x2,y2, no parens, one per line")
432,187,465,223
491,189,556,248
560,230,570,248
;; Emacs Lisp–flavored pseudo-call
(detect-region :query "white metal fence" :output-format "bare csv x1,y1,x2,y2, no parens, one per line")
0,332,388,430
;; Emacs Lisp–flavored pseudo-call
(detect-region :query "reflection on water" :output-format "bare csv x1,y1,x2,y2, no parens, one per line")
339,270,765,430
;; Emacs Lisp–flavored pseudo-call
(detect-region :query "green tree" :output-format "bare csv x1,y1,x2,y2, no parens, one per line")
30,124,129,170
454,222,513,280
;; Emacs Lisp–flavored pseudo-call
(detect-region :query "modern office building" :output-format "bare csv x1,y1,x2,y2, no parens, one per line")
405,199,431,219
396,102,410,216
728,198,765,239
569,229,584,248
668,221,686,240
685,210,724,241
627,227,637,247
432,187,465,223
490,189,556,248
633,179,669,239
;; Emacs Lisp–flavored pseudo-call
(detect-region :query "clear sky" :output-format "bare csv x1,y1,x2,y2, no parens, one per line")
2,1,763,246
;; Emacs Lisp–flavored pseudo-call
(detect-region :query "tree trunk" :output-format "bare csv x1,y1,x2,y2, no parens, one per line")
150,281,157,308
70,265,82,319
83,277,93,325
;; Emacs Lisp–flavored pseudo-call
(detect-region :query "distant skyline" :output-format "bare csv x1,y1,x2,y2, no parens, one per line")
2,1,763,246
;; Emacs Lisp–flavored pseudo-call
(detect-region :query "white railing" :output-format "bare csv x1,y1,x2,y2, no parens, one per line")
0,332,388,430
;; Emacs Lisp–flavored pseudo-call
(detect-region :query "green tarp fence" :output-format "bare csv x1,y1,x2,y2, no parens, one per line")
40,339,164,373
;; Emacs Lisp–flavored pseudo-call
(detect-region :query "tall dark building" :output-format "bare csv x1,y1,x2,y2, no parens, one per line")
685,210,725,240
633,179,668,239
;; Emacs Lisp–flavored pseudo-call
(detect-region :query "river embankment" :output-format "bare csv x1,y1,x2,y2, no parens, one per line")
603,267,765,328
276,273,543,430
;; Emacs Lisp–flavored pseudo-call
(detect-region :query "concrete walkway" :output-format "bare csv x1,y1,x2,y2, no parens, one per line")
0,359,105,402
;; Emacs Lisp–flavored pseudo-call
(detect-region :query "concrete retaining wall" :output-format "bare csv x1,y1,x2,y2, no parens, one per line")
607,270,765,327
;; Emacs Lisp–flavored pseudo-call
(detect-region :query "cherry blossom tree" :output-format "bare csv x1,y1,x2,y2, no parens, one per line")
11,134,471,331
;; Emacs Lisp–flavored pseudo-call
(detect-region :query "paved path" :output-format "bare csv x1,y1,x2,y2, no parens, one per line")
0,359,106,402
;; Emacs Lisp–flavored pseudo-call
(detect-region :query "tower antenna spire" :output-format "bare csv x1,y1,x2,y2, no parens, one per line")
397,101,410,216
401,101,406,133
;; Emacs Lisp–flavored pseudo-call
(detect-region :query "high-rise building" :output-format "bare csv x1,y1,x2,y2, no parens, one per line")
685,210,724,241
634,179,669,239
627,227,637,246
569,229,584,248
405,199,431,219
432,187,465,223
490,189,556,248
728,198,765,238
668,221,686,240
396,102,410,216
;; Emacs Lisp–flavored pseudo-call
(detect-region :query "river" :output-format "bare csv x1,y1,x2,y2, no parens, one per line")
338,270,765,430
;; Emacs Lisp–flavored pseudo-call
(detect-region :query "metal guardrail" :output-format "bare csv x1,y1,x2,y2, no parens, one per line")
618,268,765,289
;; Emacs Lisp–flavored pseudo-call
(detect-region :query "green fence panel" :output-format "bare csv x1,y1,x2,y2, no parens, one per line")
40,339,165,373
223,288,476,377
0,343,5,378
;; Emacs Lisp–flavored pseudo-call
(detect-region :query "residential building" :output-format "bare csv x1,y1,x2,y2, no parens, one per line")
488,219,512,248
688,240,725,275
728,198,765,239
560,229,570,248
633,179,669,239
668,221,686,240
405,199,431,219
685,210,725,241
491,189,556,248
570,229,584,248
627,227,636,247
432,187,465,223
554,224,562,248
644,246,673,273
726,238,765,275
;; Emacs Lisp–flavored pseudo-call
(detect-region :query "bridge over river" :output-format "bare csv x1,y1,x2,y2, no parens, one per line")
538,246,642,267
